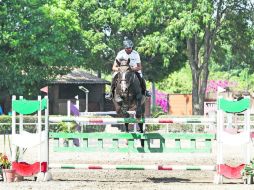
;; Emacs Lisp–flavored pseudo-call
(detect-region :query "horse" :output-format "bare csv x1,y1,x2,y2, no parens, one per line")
112,58,146,146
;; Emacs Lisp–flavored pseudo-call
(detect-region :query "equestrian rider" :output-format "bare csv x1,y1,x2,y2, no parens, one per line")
109,37,150,99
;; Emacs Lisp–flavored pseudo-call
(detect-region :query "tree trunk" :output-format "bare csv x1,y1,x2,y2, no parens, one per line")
151,81,156,109
187,30,212,115
97,70,101,78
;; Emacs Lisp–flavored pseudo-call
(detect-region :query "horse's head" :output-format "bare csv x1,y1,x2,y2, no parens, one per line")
116,58,132,97
116,57,131,73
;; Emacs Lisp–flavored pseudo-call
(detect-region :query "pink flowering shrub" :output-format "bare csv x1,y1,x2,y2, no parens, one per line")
206,80,237,93
155,90,168,113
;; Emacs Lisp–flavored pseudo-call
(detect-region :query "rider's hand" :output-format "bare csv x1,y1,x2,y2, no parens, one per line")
114,67,120,72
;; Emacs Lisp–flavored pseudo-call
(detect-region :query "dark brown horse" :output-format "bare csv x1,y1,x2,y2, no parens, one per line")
112,58,146,145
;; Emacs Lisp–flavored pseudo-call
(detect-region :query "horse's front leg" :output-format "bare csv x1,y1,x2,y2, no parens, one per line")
138,123,143,133
138,123,144,147
125,123,129,133
135,94,143,119
124,123,129,146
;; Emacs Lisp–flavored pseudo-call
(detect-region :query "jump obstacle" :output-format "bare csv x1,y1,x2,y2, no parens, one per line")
11,96,52,181
9,96,253,184
215,96,252,184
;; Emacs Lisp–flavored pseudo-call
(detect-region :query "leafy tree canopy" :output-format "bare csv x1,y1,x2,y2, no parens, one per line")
0,0,85,96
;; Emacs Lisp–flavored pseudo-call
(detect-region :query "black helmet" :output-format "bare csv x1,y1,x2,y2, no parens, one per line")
123,37,133,48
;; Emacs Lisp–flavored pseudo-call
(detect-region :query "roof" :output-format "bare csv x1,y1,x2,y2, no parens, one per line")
50,69,110,85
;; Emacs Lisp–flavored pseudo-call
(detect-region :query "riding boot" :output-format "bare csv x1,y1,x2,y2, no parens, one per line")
135,72,145,95
142,78,151,97
135,72,151,97
140,78,147,96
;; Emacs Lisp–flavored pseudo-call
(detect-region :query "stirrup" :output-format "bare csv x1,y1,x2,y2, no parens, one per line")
145,91,151,97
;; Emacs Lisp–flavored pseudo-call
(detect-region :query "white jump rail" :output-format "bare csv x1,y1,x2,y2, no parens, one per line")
49,116,216,125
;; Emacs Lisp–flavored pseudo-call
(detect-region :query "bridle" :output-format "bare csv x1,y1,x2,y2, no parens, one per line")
116,59,132,98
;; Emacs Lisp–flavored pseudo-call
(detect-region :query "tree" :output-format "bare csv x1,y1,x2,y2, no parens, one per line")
70,0,187,80
212,2,254,74
0,0,85,97
163,0,254,114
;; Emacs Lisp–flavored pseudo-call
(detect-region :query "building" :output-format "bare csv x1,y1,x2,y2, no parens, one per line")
48,69,110,115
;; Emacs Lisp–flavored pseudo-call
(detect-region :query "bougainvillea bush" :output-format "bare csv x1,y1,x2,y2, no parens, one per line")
155,90,168,113
206,80,237,93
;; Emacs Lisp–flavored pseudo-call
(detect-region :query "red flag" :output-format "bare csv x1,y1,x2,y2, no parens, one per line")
40,86,48,94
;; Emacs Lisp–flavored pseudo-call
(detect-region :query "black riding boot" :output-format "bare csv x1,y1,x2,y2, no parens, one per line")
135,72,145,95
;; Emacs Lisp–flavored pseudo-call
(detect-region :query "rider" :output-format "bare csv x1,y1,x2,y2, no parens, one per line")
108,37,150,99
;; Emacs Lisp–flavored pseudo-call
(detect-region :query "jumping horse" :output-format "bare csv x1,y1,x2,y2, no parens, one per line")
112,57,146,147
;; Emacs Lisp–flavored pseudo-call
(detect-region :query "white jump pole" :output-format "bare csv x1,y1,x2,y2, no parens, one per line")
11,95,16,162
45,96,49,173
38,96,42,173
19,96,24,161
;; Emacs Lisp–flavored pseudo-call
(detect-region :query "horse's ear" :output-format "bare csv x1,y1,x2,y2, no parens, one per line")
127,58,130,65
116,59,121,66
